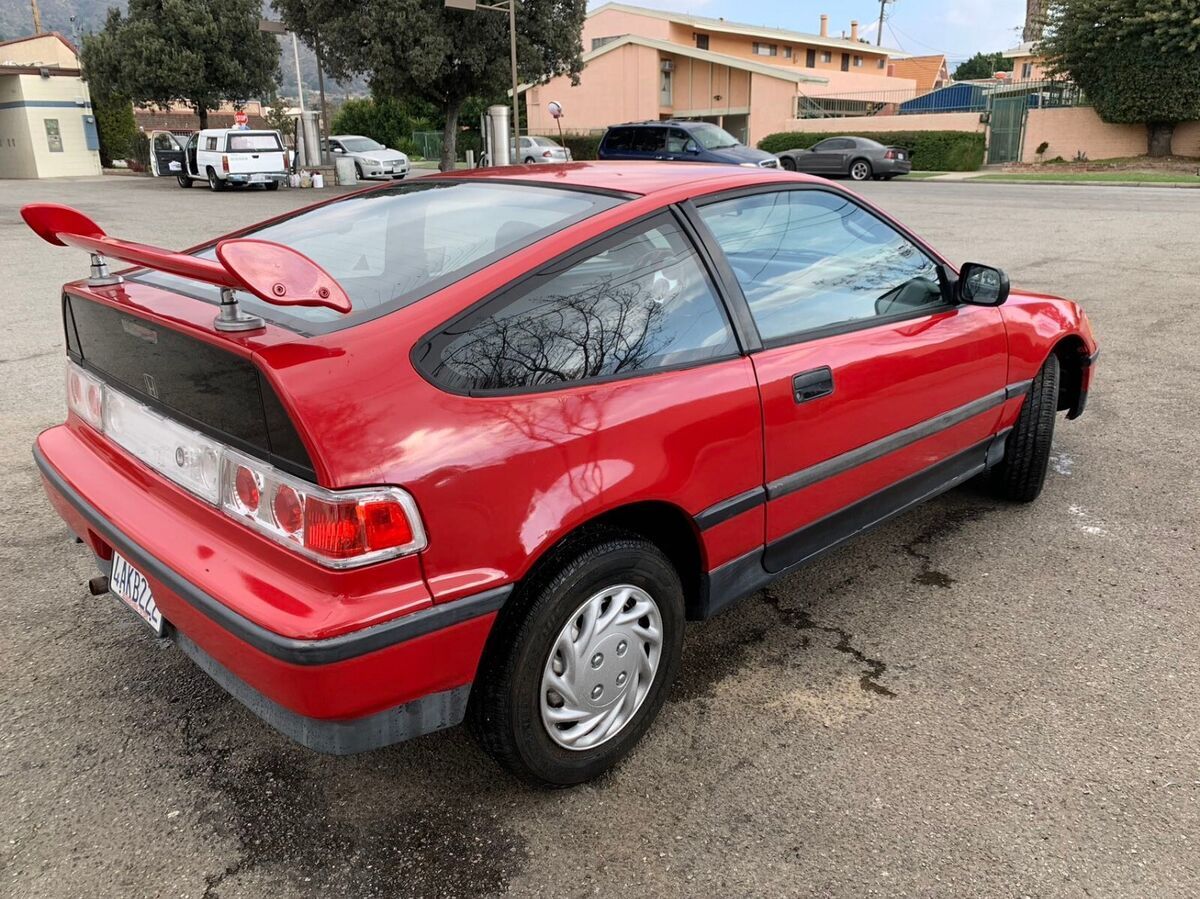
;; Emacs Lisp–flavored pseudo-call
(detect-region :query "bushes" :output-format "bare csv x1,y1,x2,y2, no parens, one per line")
555,132,603,160
757,129,986,171
330,96,434,158
93,94,137,167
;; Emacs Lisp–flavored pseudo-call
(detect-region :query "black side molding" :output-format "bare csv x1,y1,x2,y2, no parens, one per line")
34,445,510,666
694,486,766,531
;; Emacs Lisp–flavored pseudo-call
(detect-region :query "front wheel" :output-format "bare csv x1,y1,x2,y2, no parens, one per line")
354,163,364,182
469,534,685,787
849,159,873,181
779,156,796,171
990,354,1060,502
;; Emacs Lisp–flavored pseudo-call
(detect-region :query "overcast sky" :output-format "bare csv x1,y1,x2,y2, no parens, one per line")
596,0,1030,65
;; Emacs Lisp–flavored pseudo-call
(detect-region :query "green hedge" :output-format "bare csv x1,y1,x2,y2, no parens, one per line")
555,133,603,161
757,129,985,171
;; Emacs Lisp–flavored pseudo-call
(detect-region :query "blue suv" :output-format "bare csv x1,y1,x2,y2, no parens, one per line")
598,121,778,167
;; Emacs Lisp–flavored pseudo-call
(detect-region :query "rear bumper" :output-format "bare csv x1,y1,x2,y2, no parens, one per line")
225,172,287,184
878,159,912,175
34,429,508,753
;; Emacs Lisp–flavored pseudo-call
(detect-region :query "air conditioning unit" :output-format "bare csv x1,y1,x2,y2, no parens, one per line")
660,60,674,73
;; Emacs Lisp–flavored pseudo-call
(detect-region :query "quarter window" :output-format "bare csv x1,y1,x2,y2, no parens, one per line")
421,215,737,392
699,190,944,341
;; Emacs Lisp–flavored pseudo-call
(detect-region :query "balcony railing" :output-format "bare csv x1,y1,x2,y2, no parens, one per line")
794,80,1087,119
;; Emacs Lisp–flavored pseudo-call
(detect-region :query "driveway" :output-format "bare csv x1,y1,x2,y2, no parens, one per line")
1,175,1197,898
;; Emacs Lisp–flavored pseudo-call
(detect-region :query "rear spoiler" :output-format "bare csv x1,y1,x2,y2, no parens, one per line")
21,203,351,332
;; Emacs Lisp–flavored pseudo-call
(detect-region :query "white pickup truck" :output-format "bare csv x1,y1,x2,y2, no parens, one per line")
178,128,289,191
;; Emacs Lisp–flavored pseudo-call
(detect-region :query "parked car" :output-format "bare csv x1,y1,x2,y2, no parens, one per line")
513,135,572,164
177,128,288,191
599,120,778,167
775,136,912,181
327,135,410,180
22,163,1097,786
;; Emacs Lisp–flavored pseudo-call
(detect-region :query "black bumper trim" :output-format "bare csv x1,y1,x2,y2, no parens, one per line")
34,444,511,666
175,631,470,754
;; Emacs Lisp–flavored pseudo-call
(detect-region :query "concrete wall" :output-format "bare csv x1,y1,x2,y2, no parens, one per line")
1021,106,1200,161
775,111,986,137
0,33,78,68
0,72,101,178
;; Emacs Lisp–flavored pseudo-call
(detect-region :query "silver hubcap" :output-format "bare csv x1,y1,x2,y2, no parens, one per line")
852,162,869,179
540,584,663,751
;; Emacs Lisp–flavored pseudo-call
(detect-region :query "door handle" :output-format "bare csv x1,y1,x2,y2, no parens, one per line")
792,367,834,404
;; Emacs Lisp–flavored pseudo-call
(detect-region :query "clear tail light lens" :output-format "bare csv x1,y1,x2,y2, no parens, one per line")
67,361,426,568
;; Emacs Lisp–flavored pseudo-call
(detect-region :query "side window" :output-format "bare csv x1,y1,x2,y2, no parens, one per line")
422,215,738,392
604,128,632,152
666,129,691,153
633,128,666,154
698,190,944,342
205,136,218,151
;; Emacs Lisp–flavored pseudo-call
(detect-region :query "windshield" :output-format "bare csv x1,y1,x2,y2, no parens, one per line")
131,181,624,333
227,133,282,152
341,137,385,152
530,137,560,147
690,124,740,150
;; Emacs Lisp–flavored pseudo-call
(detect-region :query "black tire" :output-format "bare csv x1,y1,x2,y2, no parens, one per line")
990,354,1060,503
206,168,225,191
264,181,280,191
884,175,896,180
354,162,364,182
177,173,193,188
779,155,796,171
469,533,685,787
849,158,873,181
524,156,536,164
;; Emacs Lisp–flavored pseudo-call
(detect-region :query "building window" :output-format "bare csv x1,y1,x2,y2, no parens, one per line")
806,48,816,67
1022,61,1033,79
753,42,777,57
878,58,887,69
660,64,673,105
853,55,863,67
591,35,620,50
821,51,832,63
840,52,850,71
783,46,792,59
694,33,709,50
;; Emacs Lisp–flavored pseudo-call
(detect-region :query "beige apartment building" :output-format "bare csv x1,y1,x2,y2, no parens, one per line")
523,2,919,145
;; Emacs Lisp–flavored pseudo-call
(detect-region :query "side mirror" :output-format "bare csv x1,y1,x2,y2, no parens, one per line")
332,146,344,154
956,262,1010,306
685,141,701,154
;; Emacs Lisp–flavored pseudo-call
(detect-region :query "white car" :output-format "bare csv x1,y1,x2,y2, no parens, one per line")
177,129,288,191
514,135,572,164
328,135,410,180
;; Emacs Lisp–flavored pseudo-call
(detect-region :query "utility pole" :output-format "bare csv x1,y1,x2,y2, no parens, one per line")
30,0,43,34
876,0,894,46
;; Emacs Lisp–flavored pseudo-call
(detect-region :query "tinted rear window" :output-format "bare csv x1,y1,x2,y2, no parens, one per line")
131,181,623,333
227,133,282,151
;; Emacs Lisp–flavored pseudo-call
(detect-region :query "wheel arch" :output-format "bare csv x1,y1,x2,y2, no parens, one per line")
1049,334,1089,419
848,156,872,176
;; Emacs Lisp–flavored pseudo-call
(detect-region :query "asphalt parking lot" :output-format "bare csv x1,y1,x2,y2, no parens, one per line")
2,173,1198,899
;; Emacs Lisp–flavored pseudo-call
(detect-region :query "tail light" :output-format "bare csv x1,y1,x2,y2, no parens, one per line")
542,150,553,158
284,150,291,170
221,155,230,173
884,149,897,159
66,361,426,568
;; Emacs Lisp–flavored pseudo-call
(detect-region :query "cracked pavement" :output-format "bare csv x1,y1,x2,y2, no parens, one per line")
2,176,1198,898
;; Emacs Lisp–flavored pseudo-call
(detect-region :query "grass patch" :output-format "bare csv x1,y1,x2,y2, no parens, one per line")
977,171,1200,184
895,171,948,180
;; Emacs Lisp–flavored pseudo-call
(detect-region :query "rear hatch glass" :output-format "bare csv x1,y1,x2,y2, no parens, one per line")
227,132,282,151
131,181,624,334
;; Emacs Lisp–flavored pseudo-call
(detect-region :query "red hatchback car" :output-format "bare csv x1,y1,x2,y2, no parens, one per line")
24,164,1097,786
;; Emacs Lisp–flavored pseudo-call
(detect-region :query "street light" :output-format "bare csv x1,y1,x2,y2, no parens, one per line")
445,0,520,163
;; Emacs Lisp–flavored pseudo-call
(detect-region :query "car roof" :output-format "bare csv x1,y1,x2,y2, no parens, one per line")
427,161,824,198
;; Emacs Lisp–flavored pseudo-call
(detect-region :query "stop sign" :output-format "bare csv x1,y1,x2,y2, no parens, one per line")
234,109,248,127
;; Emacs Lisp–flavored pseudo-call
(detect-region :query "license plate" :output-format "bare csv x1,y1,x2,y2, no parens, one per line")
250,174,267,182
109,552,163,635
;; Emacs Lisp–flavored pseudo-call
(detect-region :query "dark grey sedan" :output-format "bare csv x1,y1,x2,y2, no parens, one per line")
775,136,912,181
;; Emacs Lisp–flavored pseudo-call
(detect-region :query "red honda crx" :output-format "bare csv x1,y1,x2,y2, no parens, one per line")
24,163,1097,786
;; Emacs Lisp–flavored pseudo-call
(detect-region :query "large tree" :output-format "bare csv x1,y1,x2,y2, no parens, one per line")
82,0,279,129
271,0,586,171
1039,0,1200,156
952,51,1013,81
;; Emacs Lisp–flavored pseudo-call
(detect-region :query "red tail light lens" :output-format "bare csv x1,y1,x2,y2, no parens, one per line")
222,155,230,173
304,497,365,558
884,149,897,159
361,500,415,550
272,484,303,534
542,150,553,158
234,465,261,512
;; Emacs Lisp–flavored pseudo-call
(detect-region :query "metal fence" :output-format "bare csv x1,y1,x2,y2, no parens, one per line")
795,80,1087,119
411,131,444,159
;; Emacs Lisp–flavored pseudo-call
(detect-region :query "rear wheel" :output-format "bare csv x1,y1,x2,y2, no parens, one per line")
779,156,796,171
524,156,536,164
177,173,192,188
990,354,1060,503
849,158,873,181
206,168,225,191
264,181,280,191
354,162,364,182
469,534,685,787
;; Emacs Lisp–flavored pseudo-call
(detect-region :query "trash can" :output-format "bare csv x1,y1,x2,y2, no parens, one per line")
334,156,357,186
